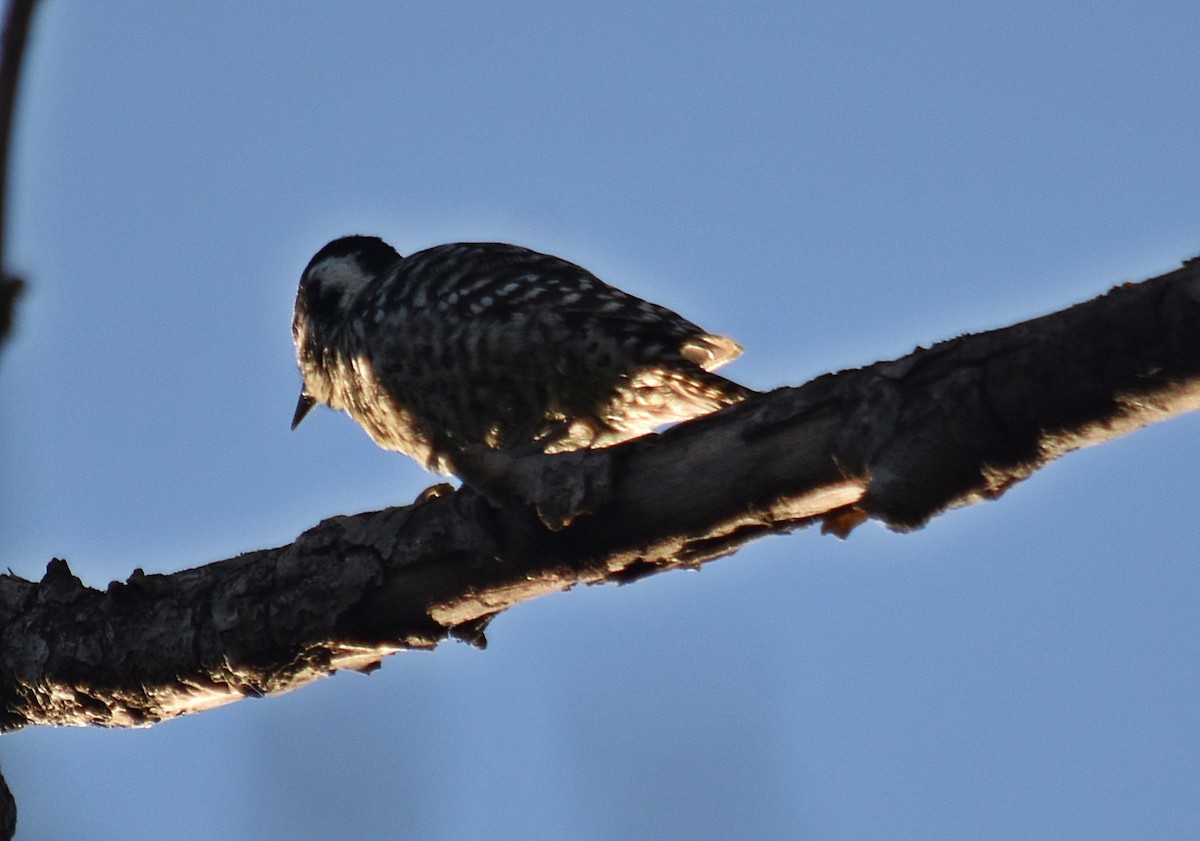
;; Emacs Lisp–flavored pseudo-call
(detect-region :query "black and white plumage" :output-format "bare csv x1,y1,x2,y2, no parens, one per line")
291,235,750,477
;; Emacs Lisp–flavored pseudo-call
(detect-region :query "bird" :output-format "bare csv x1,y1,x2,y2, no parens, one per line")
291,235,751,480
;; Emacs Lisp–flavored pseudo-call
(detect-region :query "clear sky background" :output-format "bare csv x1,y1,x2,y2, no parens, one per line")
1,2,1198,839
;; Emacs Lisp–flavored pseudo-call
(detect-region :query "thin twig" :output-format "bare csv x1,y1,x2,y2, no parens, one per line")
0,0,40,349
0,3,41,836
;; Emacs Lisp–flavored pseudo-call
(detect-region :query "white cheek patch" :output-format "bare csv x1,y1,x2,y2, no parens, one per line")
310,256,373,299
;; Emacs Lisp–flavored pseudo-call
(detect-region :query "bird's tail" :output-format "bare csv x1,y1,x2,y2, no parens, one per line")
680,332,744,372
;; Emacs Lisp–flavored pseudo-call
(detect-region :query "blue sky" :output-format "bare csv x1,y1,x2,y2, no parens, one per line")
1,2,1198,839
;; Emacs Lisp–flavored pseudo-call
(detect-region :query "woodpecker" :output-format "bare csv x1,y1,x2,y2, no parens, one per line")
292,235,750,478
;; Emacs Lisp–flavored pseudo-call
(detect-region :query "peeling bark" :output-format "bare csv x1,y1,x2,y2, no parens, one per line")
0,256,1196,733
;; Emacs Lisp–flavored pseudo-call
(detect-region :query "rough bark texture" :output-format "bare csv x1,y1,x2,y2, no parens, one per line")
0,256,1196,734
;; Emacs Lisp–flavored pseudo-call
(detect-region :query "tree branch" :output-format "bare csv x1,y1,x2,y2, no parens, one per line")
0,2,43,836
1,255,1196,733
0,0,37,355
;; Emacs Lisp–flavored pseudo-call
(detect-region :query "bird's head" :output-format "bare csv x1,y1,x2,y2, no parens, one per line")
291,235,401,429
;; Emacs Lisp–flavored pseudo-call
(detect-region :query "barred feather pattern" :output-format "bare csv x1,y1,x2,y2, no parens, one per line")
293,236,750,476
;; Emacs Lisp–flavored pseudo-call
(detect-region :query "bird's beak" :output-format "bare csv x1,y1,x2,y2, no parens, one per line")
291,392,317,430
